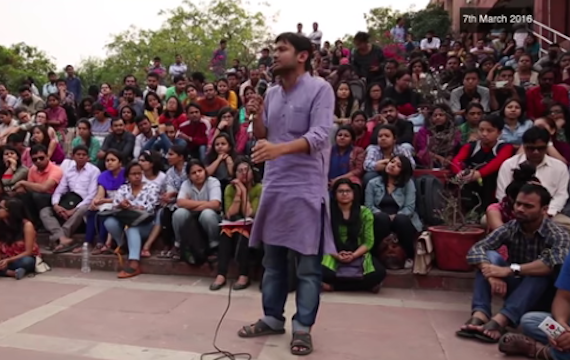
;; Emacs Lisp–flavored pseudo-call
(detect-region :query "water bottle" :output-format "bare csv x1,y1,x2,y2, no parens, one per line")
81,242,91,273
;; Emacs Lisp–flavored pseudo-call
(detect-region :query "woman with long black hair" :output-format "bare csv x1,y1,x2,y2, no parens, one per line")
321,179,386,292
0,198,38,279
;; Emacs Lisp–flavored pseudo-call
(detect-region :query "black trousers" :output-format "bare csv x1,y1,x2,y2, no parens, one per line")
373,212,417,259
321,257,386,292
216,232,251,277
161,207,175,247
16,192,52,228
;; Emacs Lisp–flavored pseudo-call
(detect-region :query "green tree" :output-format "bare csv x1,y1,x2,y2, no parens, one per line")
0,43,56,91
409,4,451,40
364,7,405,42
81,0,274,89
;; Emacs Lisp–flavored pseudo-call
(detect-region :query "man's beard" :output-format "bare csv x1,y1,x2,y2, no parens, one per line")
23,98,32,105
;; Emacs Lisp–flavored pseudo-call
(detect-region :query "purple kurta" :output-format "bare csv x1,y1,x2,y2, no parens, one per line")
249,73,336,256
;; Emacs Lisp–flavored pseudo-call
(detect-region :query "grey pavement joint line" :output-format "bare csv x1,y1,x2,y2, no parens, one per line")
29,274,470,311
0,333,202,360
0,286,106,339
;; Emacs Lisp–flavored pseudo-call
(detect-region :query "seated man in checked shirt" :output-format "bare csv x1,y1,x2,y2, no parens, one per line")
456,183,570,344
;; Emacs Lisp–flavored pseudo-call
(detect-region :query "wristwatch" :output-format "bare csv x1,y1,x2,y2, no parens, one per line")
510,264,521,277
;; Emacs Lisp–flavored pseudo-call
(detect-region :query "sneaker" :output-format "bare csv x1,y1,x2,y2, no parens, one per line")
404,259,414,269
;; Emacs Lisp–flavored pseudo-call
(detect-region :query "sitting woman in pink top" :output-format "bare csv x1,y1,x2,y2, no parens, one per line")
44,94,68,141
29,125,65,164
208,107,247,154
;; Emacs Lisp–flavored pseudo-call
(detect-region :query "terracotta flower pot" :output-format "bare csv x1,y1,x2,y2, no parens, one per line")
428,226,486,272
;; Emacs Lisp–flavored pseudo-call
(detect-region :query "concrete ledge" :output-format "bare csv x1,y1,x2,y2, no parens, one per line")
40,249,475,292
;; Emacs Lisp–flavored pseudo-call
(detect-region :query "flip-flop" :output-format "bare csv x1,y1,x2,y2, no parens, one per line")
474,319,507,344
290,331,313,356
237,320,285,338
456,317,486,338
52,242,81,254
140,249,151,258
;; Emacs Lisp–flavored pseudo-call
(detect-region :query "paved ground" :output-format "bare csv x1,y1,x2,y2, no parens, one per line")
0,269,521,360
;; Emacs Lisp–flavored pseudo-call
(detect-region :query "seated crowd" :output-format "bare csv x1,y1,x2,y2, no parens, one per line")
1,26,570,358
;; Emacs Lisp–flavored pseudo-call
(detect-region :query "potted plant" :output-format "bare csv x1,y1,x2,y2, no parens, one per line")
428,173,486,272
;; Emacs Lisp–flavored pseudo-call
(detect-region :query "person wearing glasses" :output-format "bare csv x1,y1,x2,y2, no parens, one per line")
12,145,63,229
496,127,570,230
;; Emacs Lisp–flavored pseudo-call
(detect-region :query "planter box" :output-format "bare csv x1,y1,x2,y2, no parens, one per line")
428,226,485,272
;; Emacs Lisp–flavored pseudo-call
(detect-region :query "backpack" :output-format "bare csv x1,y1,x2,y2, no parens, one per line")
349,80,366,103
414,175,444,227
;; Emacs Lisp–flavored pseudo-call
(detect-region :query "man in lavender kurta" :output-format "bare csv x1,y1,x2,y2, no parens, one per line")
236,33,335,356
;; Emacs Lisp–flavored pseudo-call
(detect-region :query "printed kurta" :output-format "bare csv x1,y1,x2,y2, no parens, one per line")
249,73,336,255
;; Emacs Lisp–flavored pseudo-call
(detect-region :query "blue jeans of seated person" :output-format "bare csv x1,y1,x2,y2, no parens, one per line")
261,244,322,333
521,312,570,360
472,250,551,326
0,256,35,277
172,208,221,248
104,217,153,261
85,210,108,245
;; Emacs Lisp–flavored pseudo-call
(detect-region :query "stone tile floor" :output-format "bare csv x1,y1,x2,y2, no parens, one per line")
0,269,521,360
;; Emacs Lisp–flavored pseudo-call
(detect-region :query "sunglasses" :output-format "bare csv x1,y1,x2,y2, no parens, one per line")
32,156,46,162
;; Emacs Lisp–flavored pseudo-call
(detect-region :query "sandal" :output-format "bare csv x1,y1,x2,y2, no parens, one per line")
455,317,486,338
100,245,113,255
157,249,171,258
474,319,507,343
117,266,141,279
52,242,81,254
91,244,104,255
499,333,539,357
290,331,313,356
141,249,151,258
171,248,181,261
237,320,285,338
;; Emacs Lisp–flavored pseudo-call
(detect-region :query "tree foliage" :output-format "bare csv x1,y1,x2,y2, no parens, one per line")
0,43,56,91
344,4,451,45
77,0,274,90
408,4,452,40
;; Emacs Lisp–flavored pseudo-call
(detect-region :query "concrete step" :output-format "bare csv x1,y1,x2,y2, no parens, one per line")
38,234,475,292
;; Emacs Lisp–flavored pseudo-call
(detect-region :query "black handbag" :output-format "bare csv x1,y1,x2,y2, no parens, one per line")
98,209,154,227
58,192,83,210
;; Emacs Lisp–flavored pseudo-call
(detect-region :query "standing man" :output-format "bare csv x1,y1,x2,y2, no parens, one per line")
237,33,335,356
64,65,82,102
210,39,228,79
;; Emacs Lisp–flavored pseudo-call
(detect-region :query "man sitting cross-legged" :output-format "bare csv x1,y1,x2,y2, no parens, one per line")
498,249,570,360
456,183,570,343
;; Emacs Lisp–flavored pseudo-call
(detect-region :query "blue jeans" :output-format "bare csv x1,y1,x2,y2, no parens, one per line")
85,210,108,245
521,312,570,360
0,256,35,277
104,217,153,261
472,251,551,326
261,245,323,333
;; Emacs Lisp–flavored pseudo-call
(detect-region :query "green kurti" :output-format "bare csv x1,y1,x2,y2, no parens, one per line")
322,206,376,275
224,183,263,215
71,136,101,163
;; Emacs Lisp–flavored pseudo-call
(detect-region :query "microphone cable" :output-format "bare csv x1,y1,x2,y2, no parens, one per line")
200,164,254,360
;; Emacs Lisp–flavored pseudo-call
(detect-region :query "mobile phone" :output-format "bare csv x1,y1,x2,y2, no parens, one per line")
496,81,508,88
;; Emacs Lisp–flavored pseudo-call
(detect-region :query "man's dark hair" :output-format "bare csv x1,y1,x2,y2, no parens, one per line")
111,117,125,125
518,183,552,207
173,75,186,84
48,71,56,76
7,132,24,144
191,72,205,83
72,145,89,155
220,39,227,45
123,74,136,83
30,144,48,156
186,102,202,113
135,115,150,125
56,78,66,85
18,85,31,94
379,98,398,111
354,32,370,43
522,126,550,144
147,72,159,80
498,66,515,75
122,85,136,94
463,68,480,80
0,109,11,116
153,56,161,62
274,32,313,72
